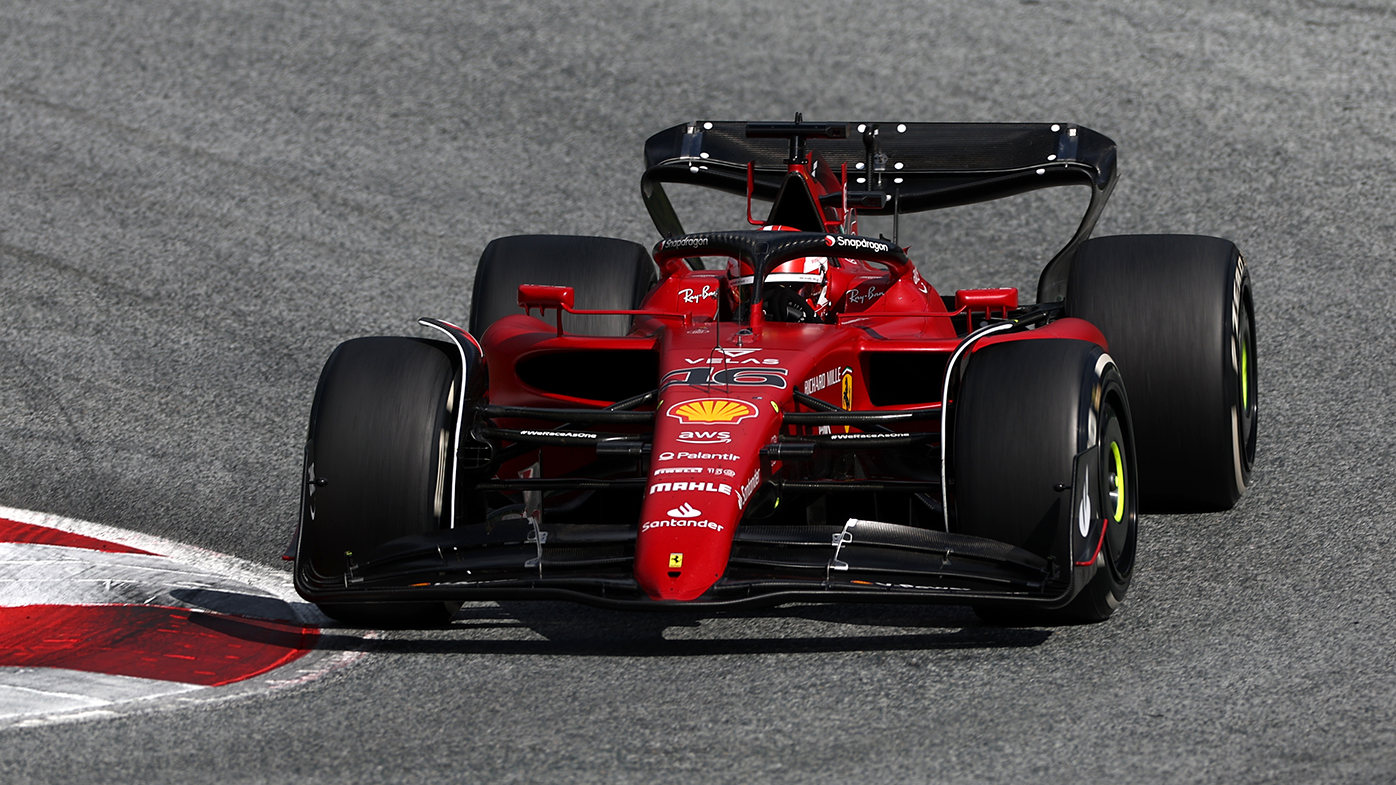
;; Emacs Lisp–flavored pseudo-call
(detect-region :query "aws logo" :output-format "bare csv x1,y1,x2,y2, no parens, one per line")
677,430,732,444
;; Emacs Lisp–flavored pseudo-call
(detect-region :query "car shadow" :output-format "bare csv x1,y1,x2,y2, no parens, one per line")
303,601,1053,657
170,587,301,622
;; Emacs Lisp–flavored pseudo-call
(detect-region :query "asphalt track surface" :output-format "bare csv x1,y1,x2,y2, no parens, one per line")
1,1,1394,782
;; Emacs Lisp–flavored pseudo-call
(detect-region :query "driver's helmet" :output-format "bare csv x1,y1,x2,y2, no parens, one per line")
727,225,832,322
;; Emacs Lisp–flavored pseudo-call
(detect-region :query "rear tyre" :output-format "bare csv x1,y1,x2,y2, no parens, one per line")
469,234,659,337
953,339,1138,624
1065,234,1256,511
295,337,461,627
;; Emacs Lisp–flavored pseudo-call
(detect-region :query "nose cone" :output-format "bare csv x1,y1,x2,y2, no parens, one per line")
634,396,771,602
635,511,735,601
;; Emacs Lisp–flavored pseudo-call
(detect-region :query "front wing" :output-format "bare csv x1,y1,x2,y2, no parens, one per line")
294,516,1084,610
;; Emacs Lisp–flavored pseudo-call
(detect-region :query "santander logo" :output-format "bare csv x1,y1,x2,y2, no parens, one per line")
668,503,701,518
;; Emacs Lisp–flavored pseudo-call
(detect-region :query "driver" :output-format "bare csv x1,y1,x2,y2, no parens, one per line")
727,226,833,323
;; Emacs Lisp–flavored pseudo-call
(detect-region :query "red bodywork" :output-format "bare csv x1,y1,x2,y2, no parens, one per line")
476,155,1106,603
289,119,1131,611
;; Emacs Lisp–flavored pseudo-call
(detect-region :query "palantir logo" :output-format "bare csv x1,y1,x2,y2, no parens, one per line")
668,503,701,518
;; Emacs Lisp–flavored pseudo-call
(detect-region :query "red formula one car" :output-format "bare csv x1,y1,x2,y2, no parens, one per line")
291,118,1257,625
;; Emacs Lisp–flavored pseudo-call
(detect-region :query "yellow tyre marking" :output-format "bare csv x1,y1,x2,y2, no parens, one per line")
1110,440,1125,522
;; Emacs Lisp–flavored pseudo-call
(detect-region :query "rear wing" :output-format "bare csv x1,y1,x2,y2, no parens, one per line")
640,120,1118,302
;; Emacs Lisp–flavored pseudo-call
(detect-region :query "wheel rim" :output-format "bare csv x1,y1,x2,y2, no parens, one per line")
1099,400,1136,577
433,428,448,520
432,377,459,524
1107,440,1125,523
1236,293,1258,472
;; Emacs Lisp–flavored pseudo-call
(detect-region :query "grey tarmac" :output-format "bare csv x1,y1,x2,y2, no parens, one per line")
2,1,1394,783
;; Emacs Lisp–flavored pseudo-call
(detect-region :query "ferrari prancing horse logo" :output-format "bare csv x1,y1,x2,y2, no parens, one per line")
669,553,684,568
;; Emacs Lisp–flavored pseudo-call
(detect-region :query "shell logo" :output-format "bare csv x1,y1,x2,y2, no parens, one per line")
667,398,759,424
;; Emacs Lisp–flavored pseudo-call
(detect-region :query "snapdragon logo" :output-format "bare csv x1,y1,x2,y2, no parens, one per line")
661,235,710,250
828,235,892,253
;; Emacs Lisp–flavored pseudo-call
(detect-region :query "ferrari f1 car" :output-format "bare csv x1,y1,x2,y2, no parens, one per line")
291,117,1257,625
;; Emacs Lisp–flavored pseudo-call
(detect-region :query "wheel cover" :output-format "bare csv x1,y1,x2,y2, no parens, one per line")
1108,440,1125,523
1099,401,1135,575
1236,295,1258,473
1241,341,1250,411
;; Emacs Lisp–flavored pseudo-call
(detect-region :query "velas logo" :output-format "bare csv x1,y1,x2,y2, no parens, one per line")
667,399,758,425
682,356,780,365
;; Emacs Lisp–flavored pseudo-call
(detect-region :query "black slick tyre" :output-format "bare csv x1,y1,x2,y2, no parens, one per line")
953,338,1139,624
469,235,659,337
1065,234,1256,512
1056,392,1138,622
295,336,461,627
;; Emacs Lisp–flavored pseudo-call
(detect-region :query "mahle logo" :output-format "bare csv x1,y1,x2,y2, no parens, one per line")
667,399,758,424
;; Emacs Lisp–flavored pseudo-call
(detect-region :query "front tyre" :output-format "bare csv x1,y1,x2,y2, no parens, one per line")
295,336,461,627
953,339,1139,624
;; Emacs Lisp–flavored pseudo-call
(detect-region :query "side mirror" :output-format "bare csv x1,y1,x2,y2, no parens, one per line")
954,287,1018,314
517,284,575,312
954,288,1018,332
517,284,575,335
